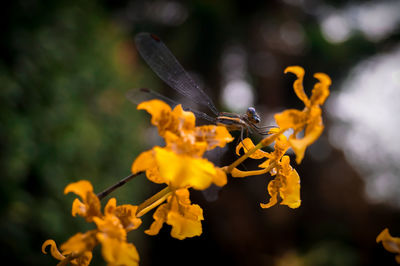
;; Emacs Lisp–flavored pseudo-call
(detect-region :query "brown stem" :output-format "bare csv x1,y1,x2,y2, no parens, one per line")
97,172,142,200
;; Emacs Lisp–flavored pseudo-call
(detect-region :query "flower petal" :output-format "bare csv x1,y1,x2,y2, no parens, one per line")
311,73,331,106
260,179,279,209
137,99,172,134
60,230,98,256
65,181,102,221
145,203,168,236
97,234,139,266
236,138,268,159
377,228,400,253
115,204,142,232
279,156,301,208
289,117,324,164
42,239,66,261
154,147,221,190
64,180,93,199
195,125,234,150
132,149,165,184
274,109,307,132
284,66,310,107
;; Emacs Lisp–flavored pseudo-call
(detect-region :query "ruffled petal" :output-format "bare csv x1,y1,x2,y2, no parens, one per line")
154,147,220,190
96,234,139,266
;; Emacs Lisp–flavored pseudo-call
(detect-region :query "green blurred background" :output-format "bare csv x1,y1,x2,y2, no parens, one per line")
2,0,400,265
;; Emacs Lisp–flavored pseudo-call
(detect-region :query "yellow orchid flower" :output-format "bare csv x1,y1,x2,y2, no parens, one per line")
275,66,331,164
232,135,300,209
132,99,233,190
145,188,204,240
43,181,141,266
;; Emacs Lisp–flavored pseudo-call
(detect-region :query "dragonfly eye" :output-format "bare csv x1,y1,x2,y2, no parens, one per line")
247,107,261,124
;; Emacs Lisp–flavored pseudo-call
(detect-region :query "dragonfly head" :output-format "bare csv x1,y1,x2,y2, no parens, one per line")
246,107,261,124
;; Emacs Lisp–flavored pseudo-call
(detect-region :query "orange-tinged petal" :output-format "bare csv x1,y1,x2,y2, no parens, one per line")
154,147,221,190
195,125,234,150
93,215,126,242
172,104,196,132
284,66,310,107
115,204,142,232
42,240,66,261
137,99,172,130
60,230,98,256
236,138,268,159
96,234,139,266
167,189,203,240
377,228,400,253
289,118,324,164
144,203,168,236
64,180,93,199
274,109,307,131
145,189,204,240
279,156,301,208
132,149,165,184
260,179,279,209
72,251,92,266
311,73,331,106
65,181,101,221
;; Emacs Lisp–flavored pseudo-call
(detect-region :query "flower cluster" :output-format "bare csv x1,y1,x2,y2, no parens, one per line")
228,66,331,208
43,66,331,265
131,99,233,239
42,181,142,266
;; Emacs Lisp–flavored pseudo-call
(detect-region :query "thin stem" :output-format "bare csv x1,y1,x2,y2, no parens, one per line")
97,172,142,200
136,186,172,217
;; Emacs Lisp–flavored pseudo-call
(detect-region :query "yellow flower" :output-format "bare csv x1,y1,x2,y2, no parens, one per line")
232,134,300,208
377,228,400,263
260,155,300,209
275,66,331,164
145,188,204,240
132,99,233,190
43,181,141,266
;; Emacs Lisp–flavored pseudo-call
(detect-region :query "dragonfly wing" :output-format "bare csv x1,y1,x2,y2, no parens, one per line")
126,88,216,124
135,33,219,116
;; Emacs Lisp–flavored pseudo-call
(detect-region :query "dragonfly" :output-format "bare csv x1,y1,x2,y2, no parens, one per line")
129,32,270,139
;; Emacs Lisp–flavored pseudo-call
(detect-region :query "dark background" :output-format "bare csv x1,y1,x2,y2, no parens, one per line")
1,0,400,265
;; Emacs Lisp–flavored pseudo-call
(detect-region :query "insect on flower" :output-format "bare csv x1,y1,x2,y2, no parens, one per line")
127,32,271,139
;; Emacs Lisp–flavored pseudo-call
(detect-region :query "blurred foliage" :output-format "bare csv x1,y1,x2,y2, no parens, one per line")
0,1,149,264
